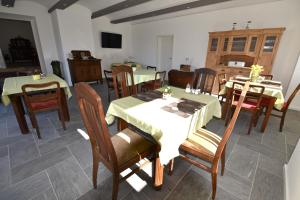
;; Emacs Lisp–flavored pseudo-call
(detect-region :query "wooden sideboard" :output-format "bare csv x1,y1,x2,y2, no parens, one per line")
67,50,103,84
205,28,285,93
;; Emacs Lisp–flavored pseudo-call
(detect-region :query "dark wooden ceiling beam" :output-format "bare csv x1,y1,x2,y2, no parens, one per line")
48,0,79,13
111,0,232,24
92,0,153,19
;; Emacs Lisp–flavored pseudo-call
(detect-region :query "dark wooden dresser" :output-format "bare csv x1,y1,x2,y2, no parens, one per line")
67,50,103,84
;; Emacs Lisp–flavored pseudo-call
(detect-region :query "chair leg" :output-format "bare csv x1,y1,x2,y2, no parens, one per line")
211,172,217,200
221,146,226,176
247,112,256,135
279,112,286,132
225,106,232,126
29,113,36,128
225,107,235,126
30,113,41,139
112,173,120,200
92,157,99,189
107,88,111,102
254,111,260,127
58,109,66,130
168,159,174,176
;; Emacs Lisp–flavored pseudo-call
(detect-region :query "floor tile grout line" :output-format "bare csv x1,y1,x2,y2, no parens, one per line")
163,164,192,200
7,144,11,186
45,170,59,200
32,132,42,157
248,153,260,200
66,145,93,187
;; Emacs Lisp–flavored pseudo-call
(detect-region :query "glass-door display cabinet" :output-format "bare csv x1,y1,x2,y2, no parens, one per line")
205,27,285,94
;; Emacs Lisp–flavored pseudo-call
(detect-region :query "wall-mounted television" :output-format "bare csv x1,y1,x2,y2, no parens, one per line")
101,32,122,49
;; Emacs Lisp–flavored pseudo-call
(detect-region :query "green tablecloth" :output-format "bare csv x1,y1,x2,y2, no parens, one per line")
133,68,157,85
225,80,284,110
105,86,221,164
1,74,72,106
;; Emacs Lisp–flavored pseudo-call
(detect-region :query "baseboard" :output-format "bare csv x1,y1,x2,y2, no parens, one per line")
284,164,289,200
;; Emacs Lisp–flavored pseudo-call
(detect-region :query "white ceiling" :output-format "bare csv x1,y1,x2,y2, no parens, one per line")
16,0,282,23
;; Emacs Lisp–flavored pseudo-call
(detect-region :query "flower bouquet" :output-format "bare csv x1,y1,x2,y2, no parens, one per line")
163,86,172,99
249,65,264,82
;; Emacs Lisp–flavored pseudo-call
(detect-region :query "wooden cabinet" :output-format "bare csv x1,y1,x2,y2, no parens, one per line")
205,28,285,94
67,50,103,84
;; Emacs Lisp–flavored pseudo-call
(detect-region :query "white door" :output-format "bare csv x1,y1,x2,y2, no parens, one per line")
157,35,173,72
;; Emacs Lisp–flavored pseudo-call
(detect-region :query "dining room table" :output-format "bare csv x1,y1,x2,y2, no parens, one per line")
105,86,222,188
222,78,284,132
1,73,72,134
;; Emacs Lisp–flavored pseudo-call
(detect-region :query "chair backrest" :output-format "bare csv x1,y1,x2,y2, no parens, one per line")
75,82,118,170
231,82,265,108
261,74,273,80
21,81,61,111
218,73,227,92
147,66,157,71
285,83,300,111
112,65,136,98
212,82,250,172
154,71,166,88
103,70,113,88
168,69,194,89
180,64,191,72
194,68,216,95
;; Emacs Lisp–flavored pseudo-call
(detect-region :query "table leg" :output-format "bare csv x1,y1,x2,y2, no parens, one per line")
117,118,128,131
222,87,232,119
154,157,164,190
61,89,70,121
260,97,276,132
10,95,29,134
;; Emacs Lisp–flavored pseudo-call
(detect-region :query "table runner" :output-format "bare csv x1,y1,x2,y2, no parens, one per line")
132,90,162,102
105,86,221,164
1,74,72,106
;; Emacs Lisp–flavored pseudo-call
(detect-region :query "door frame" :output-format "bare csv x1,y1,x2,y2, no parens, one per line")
0,12,46,73
156,35,174,72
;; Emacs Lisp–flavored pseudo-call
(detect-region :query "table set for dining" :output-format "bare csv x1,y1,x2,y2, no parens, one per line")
222,77,285,132
1,74,71,134
106,84,222,187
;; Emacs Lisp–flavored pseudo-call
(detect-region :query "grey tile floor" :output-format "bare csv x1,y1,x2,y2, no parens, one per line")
0,83,299,200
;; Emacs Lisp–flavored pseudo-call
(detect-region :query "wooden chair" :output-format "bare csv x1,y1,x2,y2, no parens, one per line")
147,66,157,71
169,82,250,200
225,82,265,135
103,70,114,102
218,73,227,102
260,74,273,80
168,69,195,89
180,64,191,72
272,83,300,132
22,81,66,139
112,65,137,99
75,82,158,200
141,71,166,91
194,68,217,95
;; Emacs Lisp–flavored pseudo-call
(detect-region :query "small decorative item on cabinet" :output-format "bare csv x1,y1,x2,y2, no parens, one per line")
249,65,264,82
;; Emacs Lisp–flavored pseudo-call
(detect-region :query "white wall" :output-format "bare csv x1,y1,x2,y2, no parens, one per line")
285,139,300,200
0,0,58,73
91,17,132,71
131,0,300,93
52,4,95,85
0,19,35,57
286,55,300,111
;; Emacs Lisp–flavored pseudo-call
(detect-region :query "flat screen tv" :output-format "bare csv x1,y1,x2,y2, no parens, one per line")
101,32,122,48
